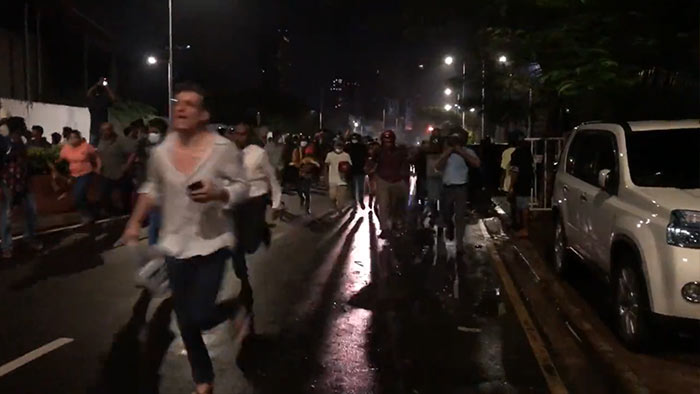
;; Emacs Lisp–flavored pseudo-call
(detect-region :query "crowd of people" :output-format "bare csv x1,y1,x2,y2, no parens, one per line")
1,78,533,393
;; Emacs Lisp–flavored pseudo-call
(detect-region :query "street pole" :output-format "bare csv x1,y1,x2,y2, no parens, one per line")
24,2,31,102
527,87,533,138
461,60,467,129
480,59,485,140
167,0,174,120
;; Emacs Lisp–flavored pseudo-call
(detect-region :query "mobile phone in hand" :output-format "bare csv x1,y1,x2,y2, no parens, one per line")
187,181,203,192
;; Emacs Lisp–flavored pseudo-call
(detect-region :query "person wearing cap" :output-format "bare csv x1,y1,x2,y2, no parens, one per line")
435,127,481,251
369,130,410,238
324,140,353,211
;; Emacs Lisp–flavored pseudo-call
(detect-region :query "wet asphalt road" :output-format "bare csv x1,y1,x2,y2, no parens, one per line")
0,194,551,394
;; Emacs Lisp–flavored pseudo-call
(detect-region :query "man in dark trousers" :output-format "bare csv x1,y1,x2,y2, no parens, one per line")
345,133,368,209
435,129,481,251
509,132,534,238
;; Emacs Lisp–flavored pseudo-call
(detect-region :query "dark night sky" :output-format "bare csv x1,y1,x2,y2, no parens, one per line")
72,0,470,119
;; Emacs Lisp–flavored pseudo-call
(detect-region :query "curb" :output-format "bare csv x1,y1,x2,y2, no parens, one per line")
488,197,650,394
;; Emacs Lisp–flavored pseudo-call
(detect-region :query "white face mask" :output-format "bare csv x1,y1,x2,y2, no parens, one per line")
300,141,308,147
334,148,343,153
148,132,161,144
351,139,359,144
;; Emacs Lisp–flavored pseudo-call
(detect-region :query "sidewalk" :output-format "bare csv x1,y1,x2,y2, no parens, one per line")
8,189,338,240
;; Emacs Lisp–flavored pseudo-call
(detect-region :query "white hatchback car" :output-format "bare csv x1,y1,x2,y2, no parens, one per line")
552,120,700,350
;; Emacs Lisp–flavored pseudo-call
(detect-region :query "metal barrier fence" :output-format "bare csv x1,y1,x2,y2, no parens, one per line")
527,137,564,211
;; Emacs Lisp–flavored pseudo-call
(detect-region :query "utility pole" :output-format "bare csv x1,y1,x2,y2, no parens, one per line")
480,59,485,140
167,0,174,120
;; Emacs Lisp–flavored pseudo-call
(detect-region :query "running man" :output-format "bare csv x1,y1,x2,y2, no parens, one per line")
122,83,248,394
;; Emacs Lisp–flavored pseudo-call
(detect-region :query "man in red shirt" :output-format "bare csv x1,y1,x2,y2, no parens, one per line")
368,130,410,238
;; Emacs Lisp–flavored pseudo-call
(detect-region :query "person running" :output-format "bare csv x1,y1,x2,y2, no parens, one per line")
137,118,168,245
435,130,481,251
122,83,248,394
226,123,282,310
365,140,380,210
297,146,320,215
345,133,368,209
369,130,410,238
324,140,352,212
96,122,136,216
509,132,534,238
0,130,42,258
57,130,101,224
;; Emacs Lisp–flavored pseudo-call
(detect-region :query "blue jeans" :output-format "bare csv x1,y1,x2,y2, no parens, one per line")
1,185,37,252
148,210,161,246
73,174,94,218
166,249,228,384
352,174,366,204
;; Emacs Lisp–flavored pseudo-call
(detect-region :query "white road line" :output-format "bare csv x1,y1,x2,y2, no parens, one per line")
0,338,74,378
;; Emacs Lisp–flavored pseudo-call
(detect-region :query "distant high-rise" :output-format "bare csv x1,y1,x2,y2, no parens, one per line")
260,27,291,93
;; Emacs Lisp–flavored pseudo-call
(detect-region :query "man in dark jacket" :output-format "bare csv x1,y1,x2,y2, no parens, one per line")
345,133,368,209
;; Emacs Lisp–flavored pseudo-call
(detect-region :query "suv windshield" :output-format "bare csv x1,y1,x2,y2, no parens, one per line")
626,129,700,189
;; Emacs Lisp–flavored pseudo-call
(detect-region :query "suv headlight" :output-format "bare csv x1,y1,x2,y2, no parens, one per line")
667,210,700,249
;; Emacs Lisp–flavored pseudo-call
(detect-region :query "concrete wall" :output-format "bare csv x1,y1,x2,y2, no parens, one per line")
0,98,90,140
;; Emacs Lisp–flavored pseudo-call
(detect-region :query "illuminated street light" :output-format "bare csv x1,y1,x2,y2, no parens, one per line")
444,104,453,111
418,64,425,70
444,88,453,96
428,125,434,132
353,121,359,128
498,55,508,64
469,107,476,113
146,55,158,65
444,56,454,66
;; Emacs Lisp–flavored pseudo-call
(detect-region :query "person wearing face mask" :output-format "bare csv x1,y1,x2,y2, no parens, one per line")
345,133,368,209
137,118,168,245
324,141,352,212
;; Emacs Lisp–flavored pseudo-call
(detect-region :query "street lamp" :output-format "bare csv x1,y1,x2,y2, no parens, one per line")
444,104,453,111
444,88,452,96
146,55,158,65
498,55,508,64
469,107,476,113
444,56,454,66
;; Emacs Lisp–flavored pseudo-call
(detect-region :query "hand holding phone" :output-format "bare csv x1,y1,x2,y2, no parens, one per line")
187,181,204,192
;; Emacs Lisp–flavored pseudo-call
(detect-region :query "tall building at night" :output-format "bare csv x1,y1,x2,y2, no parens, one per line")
260,27,291,93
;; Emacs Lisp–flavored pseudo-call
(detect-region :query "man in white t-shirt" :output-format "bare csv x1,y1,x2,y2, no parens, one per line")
324,140,352,211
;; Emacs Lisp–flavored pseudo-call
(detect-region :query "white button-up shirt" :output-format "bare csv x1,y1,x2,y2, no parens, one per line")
139,132,248,259
242,144,282,209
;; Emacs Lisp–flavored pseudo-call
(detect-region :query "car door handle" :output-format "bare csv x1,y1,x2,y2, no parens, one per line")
580,194,588,202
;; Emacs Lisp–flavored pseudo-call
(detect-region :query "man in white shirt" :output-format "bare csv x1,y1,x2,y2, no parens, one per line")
324,140,352,211
122,83,248,394
227,123,282,310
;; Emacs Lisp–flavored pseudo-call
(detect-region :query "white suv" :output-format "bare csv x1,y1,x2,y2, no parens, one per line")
552,120,700,350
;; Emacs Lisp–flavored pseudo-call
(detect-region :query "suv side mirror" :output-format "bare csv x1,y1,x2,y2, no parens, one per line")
598,169,612,193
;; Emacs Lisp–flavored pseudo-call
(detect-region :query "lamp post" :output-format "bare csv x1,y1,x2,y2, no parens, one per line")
444,55,467,129
167,0,173,120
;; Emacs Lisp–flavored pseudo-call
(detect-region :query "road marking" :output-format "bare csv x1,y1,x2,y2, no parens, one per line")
478,221,569,394
0,338,74,378
512,245,542,282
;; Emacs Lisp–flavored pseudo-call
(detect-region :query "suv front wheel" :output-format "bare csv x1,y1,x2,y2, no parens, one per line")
612,257,652,351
